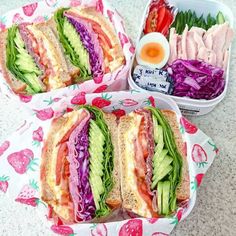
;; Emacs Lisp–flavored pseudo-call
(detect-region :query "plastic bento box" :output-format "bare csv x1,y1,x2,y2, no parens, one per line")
128,0,234,116
0,91,218,235
0,0,134,110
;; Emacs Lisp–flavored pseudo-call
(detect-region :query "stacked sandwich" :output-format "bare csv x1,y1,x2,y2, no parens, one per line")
40,105,190,223
0,7,125,95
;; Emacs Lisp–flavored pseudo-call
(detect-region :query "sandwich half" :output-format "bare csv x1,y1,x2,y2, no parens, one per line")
118,107,190,218
0,23,72,94
40,106,121,224
49,7,125,81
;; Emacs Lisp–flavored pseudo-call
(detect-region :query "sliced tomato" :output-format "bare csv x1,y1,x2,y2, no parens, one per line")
137,178,159,218
156,6,166,31
144,7,158,34
56,142,68,185
79,17,112,49
160,9,173,36
93,24,112,49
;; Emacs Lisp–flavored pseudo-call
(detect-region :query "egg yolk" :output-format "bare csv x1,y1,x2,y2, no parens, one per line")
140,42,165,64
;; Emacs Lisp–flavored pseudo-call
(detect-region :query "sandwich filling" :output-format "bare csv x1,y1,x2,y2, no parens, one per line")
41,107,114,223
122,107,183,217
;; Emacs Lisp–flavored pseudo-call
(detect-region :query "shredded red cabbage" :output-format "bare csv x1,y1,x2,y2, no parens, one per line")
65,14,104,78
168,59,225,100
67,116,96,221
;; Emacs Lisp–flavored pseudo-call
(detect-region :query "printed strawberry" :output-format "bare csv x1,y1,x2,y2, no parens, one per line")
12,13,24,24
93,85,108,93
93,75,104,84
71,92,86,105
96,0,104,14
180,117,198,134
0,16,7,31
147,218,158,224
0,22,6,30
192,144,208,168
208,140,219,154
144,96,155,107
34,107,54,121
19,94,32,103
51,225,74,236
32,127,44,147
152,233,168,236
0,175,9,193
0,141,10,156
171,208,183,225
7,149,38,174
119,219,143,236
92,94,112,108
90,223,108,236
129,45,135,54
66,108,74,113
15,179,39,207
107,10,114,22
118,32,129,48
22,3,38,17
45,0,58,7
112,109,126,118
119,99,138,107
191,173,204,190
70,0,81,7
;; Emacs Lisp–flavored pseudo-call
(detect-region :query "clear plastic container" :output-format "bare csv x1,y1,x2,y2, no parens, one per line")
128,0,234,116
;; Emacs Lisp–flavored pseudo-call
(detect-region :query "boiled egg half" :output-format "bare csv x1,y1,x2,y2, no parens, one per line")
136,32,170,69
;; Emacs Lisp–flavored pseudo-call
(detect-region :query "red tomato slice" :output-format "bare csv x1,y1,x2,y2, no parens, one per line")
80,17,112,48
144,7,158,34
160,9,173,36
156,6,166,31
56,143,68,185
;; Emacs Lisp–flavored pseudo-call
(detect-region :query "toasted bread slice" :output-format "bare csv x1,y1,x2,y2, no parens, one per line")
68,7,125,72
46,17,81,79
0,30,27,94
162,110,190,201
103,113,122,209
118,115,153,218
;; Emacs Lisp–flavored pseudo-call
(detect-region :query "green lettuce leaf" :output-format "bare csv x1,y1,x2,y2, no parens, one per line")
54,8,90,80
147,106,182,213
6,25,43,94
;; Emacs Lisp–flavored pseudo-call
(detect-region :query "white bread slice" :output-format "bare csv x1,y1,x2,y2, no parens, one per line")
46,17,81,79
103,113,121,209
33,22,72,86
0,30,27,94
162,110,190,201
68,7,125,72
118,115,153,218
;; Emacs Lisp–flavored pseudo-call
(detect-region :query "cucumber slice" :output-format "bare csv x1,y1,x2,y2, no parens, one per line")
153,115,159,143
162,181,171,215
151,165,173,189
158,156,173,173
153,149,169,168
157,182,163,214
154,125,164,153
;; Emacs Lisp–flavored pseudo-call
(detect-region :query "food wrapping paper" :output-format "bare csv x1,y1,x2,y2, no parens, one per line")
0,0,135,110
0,91,218,235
